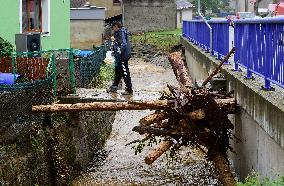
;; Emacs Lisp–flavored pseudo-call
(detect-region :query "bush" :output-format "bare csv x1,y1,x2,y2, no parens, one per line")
237,173,284,186
0,37,13,58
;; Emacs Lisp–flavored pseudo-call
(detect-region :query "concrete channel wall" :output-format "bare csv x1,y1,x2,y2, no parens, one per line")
181,36,284,180
0,82,115,185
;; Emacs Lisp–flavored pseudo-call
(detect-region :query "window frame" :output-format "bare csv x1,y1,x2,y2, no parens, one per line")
23,0,43,32
20,0,50,36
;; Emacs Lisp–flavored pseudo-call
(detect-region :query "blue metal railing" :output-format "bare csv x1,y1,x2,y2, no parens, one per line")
183,20,229,61
183,17,284,90
234,17,284,89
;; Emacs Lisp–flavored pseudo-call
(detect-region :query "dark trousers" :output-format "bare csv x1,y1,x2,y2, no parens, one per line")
113,58,132,91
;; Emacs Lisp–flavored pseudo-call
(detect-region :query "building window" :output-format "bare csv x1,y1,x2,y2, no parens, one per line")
113,0,121,6
21,0,50,35
22,0,42,32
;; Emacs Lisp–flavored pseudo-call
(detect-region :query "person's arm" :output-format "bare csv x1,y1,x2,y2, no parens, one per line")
120,30,128,54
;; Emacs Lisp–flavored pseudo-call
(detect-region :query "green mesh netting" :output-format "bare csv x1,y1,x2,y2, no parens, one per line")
77,45,107,88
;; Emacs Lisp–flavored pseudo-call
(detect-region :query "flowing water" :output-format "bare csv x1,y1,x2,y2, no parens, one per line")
73,58,221,186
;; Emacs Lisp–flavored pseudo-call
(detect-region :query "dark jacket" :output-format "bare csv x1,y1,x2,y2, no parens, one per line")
113,27,131,61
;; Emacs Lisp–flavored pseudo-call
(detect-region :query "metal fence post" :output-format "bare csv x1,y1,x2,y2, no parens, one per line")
51,54,57,97
12,52,16,82
69,49,76,94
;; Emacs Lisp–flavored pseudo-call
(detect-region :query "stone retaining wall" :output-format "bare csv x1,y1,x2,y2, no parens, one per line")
0,81,115,185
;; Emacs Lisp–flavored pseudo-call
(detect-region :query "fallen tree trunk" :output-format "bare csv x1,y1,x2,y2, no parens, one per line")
187,109,206,120
215,98,236,114
202,47,235,87
139,112,169,127
32,98,236,113
32,100,171,113
139,109,207,127
144,140,174,165
168,52,192,87
209,150,236,186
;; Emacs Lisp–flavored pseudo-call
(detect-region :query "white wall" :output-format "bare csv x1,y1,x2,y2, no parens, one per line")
182,9,193,21
177,9,193,29
177,10,182,28
71,20,104,49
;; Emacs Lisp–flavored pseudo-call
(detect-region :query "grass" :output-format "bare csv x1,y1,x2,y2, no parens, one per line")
237,173,284,186
147,29,182,36
131,29,182,51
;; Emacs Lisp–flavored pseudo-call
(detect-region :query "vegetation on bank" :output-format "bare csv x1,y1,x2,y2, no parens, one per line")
0,37,13,57
237,173,284,186
131,29,182,51
91,64,114,89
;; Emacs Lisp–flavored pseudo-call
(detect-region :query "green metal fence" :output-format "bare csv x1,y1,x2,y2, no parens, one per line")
76,45,107,88
0,49,76,96
1,42,110,96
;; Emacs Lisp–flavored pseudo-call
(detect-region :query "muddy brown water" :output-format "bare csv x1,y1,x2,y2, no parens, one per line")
73,58,221,186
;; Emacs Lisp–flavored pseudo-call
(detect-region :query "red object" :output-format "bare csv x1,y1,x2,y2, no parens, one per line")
275,2,284,16
0,57,49,80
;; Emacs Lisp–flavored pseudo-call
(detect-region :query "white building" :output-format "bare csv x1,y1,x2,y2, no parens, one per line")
70,5,106,49
176,0,194,29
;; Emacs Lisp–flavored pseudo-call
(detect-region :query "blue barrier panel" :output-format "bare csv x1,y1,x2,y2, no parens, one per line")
234,17,284,89
211,20,230,61
183,20,229,61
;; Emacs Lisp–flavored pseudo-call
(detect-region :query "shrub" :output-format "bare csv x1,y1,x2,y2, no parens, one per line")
90,64,114,88
0,37,13,58
237,172,284,186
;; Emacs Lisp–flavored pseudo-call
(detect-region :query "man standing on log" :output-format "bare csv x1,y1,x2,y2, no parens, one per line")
107,22,133,95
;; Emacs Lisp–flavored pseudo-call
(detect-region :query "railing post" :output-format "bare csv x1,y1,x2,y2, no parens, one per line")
245,24,253,79
224,23,230,64
234,23,240,71
263,23,273,90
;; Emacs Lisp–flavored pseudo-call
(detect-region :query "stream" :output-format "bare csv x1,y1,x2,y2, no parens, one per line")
73,58,222,186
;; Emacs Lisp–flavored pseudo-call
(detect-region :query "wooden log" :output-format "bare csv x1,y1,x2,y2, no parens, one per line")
202,48,235,87
32,98,236,113
139,112,169,127
222,90,234,99
152,121,172,129
215,98,236,114
168,52,193,87
209,150,236,186
144,140,174,165
32,100,172,113
187,109,206,120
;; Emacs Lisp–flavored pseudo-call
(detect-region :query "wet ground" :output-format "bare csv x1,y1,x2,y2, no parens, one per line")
73,58,221,186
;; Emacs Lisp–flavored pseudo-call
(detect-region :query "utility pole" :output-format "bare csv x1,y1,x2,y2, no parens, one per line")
245,0,248,12
254,0,259,15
